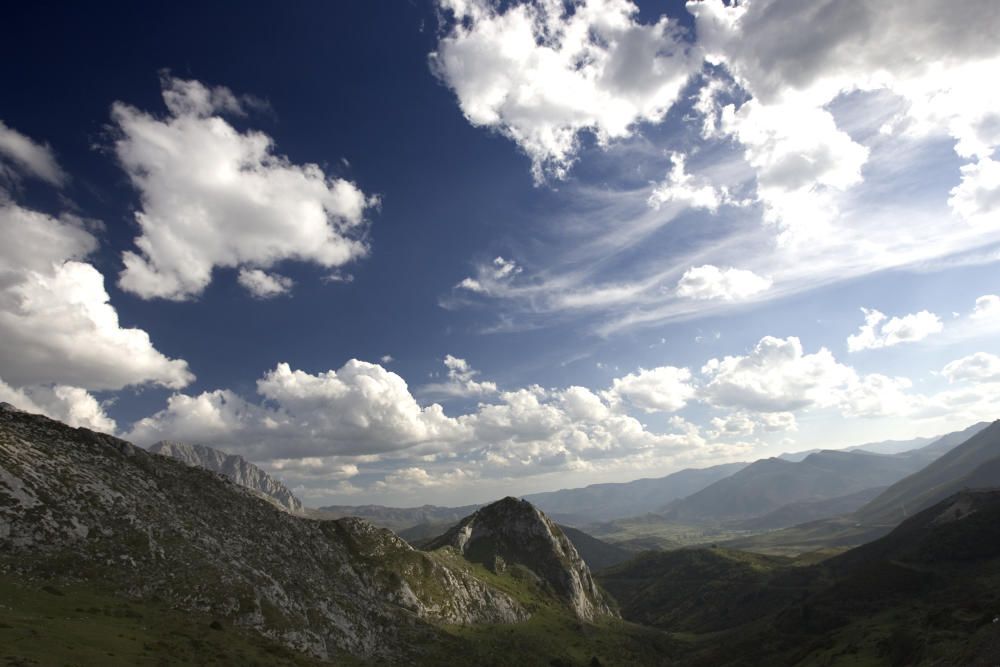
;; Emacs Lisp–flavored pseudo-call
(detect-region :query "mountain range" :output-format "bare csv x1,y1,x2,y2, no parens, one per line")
4,403,1000,664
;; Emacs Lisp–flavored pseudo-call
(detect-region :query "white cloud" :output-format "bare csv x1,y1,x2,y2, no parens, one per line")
127,360,468,459
0,202,192,391
648,152,735,212
237,268,294,299
708,410,796,439
0,120,66,186
972,294,1000,320
420,355,498,398
432,0,698,182
838,373,915,418
691,0,1000,239
949,157,1000,224
701,336,855,412
847,308,943,352
942,352,1000,383
113,75,377,300
455,256,522,296
675,264,772,301
606,365,694,413
127,357,714,492
718,99,868,240
0,377,115,433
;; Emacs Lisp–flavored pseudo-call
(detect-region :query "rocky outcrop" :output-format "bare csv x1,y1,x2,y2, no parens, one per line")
425,496,618,621
0,408,526,660
149,440,303,513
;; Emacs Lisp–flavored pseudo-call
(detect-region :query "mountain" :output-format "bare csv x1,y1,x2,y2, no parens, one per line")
598,489,1000,665
148,440,303,513
855,420,1000,526
423,497,618,621
731,485,887,531
0,407,527,662
722,421,999,555
405,519,633,572
521,462,747,524
894,420,990,464
846,435,936,455
1,408,677,665
661,449,927,522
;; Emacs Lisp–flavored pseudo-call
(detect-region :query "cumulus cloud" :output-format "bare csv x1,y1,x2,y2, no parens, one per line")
237,268,294,299
432,0,698,182
942,352,1000,383
420,355,498,399
127,360,467,458
708,410,797,439
127,357,710,490
701,336,855,412
606,366,694,413
0,377,115,433
846,308,943,352
113,75,377,300
648,152,736,212
718,99,868,239
690,0,1000,237
949,157,1000,224
0,201,192,391
838,373,915,418
0,120,66,186
972,294,1000,320
675,264,772,301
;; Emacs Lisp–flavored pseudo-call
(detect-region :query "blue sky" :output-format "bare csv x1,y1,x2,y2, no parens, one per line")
2,0,1000,506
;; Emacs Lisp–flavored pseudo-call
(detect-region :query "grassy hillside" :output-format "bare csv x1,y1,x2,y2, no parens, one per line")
600,490,1000,666
0,575,339,666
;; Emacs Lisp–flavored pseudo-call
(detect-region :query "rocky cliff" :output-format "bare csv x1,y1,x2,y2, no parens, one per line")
149,440,303,513
424,496,618,621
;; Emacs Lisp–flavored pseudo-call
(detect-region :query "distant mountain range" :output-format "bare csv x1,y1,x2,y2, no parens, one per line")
726,421,1000,554
660,449,931,523
521,462,748,524
148,440,304,513
855,420,1000,526
659,422,990,526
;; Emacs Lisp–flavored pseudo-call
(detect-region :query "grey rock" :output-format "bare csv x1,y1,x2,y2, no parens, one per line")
426,496,618,622
149,440,304,514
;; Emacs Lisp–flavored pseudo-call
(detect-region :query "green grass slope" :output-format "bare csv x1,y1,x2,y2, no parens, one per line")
600,490,1000,666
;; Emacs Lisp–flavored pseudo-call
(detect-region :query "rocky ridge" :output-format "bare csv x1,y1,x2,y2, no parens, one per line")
149,440,303,513
0,407,526,660
424,496,618,621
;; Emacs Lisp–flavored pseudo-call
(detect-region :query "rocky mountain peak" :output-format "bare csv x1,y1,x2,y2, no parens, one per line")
148,440,303,513
425,496,618,621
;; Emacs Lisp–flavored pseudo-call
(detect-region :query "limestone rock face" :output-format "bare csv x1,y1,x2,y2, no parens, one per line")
426,496,618,621
0,408,526,660
149,440,303,514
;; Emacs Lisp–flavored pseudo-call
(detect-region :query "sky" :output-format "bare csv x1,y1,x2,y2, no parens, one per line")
2,0,1000,507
